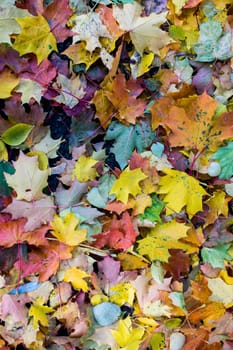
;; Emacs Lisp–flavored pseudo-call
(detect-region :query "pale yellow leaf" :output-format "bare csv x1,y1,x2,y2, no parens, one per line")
113,3,173,55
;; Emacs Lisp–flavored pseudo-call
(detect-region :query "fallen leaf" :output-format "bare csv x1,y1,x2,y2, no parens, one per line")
109,167,147,204
4,151,50,201
157,168,208,218
93,211,137,250
0,68,19,98
111,316,144,350
29,296,54,329
72,154,98,183
51,212,87,246
13,15,57,64
3,196,55,231
63,267,89,291
113,3,173,55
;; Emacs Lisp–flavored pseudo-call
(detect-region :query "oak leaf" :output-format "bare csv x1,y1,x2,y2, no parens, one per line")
157,169,208,218
109,167,147,204
13,15,57,64
113,3,173,55
4,151,50,201
51,212,87,246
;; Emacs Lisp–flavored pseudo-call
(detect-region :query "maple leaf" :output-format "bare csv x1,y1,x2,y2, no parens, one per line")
137,220,190,262
104,73,147,124
29,296,54,329
28,241,72,281
157,168,208,218
72,154,98,183
0,68,19,99
162,92,233,152
13,15,57,64
188,302,225,328
111,316,144,350
43,0,73,42
109,167,147,204
204,190,229,227
93,211,137,250
113,3,173,55
1,294,28,324
72,12,111,52
53,73,86,108
0,218,49,247
51,212,87,246
104,120,155,169
3,196,55,231
4,151,50,201
15,78,43,104
63,267,90,291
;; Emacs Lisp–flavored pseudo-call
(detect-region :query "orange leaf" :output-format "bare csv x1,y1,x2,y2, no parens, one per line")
189,302,225,327
163,92,233,151
105,73,147,124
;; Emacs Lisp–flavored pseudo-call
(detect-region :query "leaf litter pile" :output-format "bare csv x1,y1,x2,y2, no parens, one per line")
0,0,233,349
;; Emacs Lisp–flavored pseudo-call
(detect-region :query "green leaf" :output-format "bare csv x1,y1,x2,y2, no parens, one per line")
201,244,233,268
212,142,233,179
1,123,34,146
138,194,164,224
165,318,182,329
169,25,186,41
0,161,15,196
105,120,155,169
150,332,165,350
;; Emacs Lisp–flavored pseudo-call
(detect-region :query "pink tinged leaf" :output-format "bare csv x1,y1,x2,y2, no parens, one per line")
1,294,28,323
98,256,121,283
3,196,55,231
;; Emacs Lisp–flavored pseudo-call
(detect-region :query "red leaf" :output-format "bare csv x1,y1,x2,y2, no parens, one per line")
43,0,73,42
93,212,137,250
0,218,49,247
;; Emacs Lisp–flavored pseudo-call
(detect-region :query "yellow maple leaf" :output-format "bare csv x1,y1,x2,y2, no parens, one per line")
109,167,147,204
0,68,19,99
51,212,87,246
157,169,208,218
113,3,173,55
137,219,190,262
72,155,98,182
110,282,135,306
111,316,144,350
204,190,229,227
63,267,90,291
29,297,54,329
13,15,57,64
